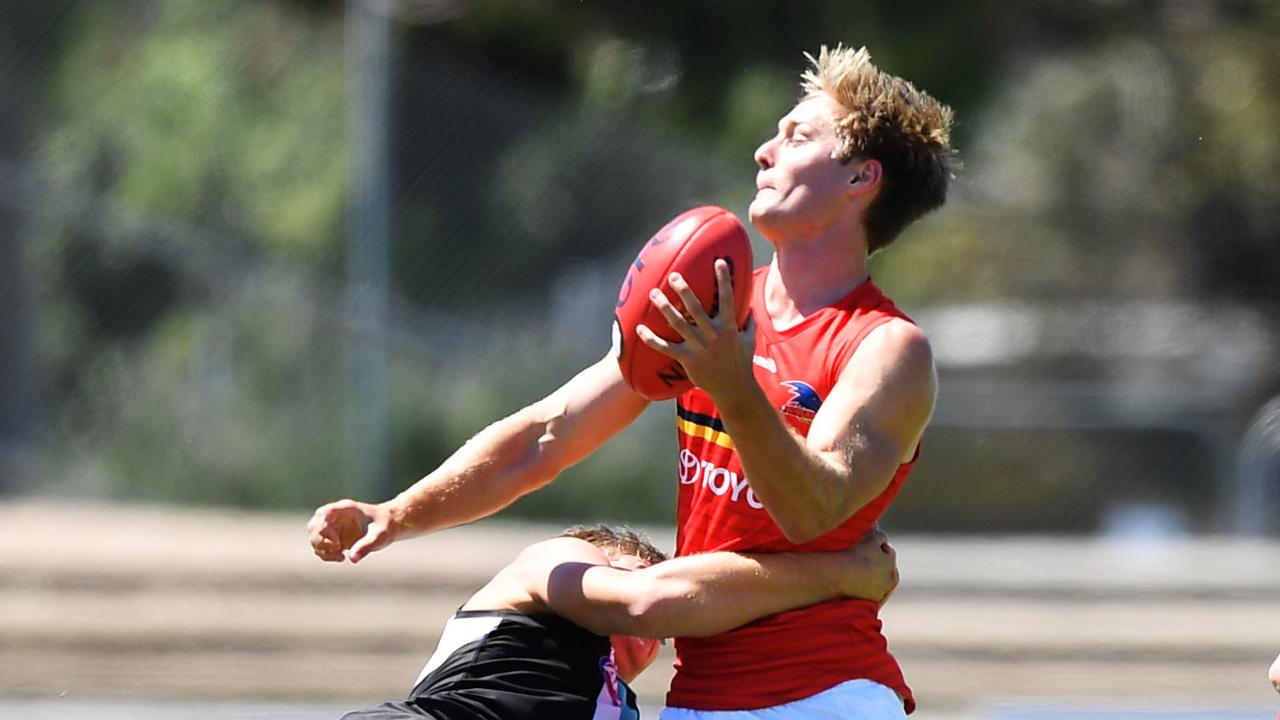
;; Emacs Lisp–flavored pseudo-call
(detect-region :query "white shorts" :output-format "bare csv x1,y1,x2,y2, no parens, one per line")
660,679,907,720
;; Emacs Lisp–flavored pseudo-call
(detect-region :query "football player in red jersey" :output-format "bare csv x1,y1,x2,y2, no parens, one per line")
310,45,953,719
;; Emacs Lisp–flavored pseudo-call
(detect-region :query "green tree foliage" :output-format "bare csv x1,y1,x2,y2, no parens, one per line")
21,0,1280,530
874,2,1280,307
43,1,346,258
34,1,351,507
0,0,75,494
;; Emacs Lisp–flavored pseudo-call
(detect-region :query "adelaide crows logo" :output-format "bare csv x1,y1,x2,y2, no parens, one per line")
779,380,823,425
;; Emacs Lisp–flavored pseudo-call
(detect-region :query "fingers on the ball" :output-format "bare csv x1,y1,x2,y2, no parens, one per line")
636,323,663,346
636,324,681,358
648,287,672,310
636,323,660,347
715,260,734,315
649,289,693,334
668,273,711,326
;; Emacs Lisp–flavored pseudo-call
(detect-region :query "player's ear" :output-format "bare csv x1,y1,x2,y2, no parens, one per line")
847,159,882,195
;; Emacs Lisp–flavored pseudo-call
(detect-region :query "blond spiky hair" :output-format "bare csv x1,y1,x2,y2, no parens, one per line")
799,44,956,253
801,45,953,162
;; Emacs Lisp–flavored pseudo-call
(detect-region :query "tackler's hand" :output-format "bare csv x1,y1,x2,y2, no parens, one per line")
841,527,900,606
635,259,755,400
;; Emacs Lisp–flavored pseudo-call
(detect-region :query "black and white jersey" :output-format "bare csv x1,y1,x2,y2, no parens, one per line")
342,609,642,720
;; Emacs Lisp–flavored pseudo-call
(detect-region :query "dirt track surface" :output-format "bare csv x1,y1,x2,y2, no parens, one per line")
2,500,1278,718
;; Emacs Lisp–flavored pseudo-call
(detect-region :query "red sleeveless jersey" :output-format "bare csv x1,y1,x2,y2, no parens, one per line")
666,266,918,714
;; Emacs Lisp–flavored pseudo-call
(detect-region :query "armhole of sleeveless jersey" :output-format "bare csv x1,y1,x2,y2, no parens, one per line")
828,314,900,387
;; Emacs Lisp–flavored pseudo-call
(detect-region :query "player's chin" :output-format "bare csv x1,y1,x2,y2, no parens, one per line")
747,198,786,232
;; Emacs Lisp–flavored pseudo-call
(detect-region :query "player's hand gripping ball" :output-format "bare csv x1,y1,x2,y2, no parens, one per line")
613,206,753,400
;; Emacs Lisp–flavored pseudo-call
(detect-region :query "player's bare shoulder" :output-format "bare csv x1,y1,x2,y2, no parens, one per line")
514,536,611,569
465,536,609,614
820,317,936,465
847,317,936,396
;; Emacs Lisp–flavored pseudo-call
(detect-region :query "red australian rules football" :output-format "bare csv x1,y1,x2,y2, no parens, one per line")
613,206,753,401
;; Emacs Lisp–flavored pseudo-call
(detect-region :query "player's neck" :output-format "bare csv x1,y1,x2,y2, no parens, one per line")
765,238,868,328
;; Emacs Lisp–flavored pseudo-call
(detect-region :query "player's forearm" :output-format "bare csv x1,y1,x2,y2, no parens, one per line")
713,386,869,543
606,550,851,638
388,359,646,537
387,407,563,536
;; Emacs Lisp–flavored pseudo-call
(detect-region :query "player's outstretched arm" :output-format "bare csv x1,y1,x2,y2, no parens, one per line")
517,529,898,639
308,356,649,563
